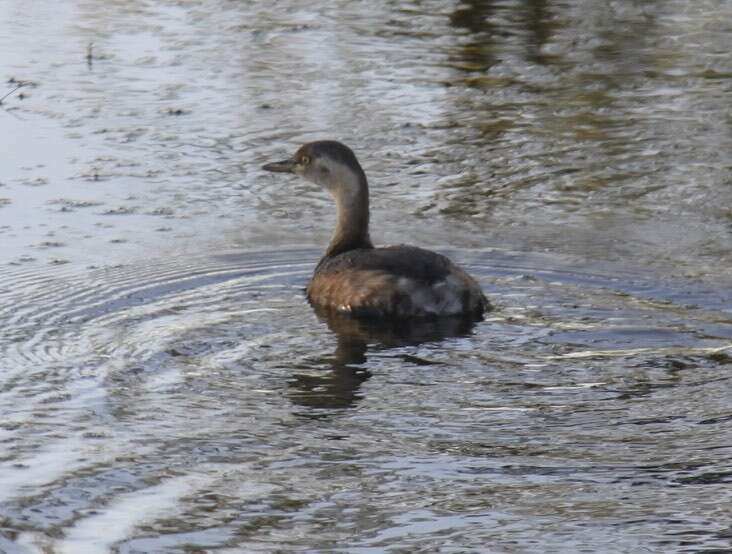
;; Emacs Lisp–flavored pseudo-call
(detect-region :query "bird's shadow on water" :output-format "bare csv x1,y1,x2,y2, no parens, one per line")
287,307,480,413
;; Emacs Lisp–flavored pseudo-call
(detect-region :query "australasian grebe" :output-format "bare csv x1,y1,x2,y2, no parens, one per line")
262,141,489,319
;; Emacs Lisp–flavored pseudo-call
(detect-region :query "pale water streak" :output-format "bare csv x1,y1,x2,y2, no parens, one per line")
53,474,217,554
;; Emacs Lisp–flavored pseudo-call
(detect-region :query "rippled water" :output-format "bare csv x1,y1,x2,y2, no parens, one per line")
1,1,731,552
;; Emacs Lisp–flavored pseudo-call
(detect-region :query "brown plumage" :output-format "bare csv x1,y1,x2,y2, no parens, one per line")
262,141,490,319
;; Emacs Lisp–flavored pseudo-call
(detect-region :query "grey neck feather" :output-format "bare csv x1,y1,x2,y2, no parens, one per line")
324,165,373,257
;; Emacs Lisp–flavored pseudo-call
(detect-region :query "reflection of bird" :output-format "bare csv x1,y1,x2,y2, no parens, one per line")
287,306,480,411
262,141,490,319
312,305,479,346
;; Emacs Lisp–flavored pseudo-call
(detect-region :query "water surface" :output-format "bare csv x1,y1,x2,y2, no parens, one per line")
1,1,731,552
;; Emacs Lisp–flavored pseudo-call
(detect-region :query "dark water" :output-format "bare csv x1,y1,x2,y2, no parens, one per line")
1,1,731,552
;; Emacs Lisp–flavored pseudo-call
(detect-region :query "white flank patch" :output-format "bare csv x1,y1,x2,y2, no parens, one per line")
398,276,464,315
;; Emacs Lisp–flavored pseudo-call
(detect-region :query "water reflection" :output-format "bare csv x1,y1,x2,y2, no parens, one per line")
288,307,479,410
448,0,558,68
449,0,498,71
520,0,554,65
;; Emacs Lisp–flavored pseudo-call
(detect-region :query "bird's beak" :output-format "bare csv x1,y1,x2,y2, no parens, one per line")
262,158,296,174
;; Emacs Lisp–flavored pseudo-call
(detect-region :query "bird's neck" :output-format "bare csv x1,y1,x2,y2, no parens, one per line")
326,171,373,257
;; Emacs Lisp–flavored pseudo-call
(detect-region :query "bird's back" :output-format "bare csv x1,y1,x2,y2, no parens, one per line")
307,245,488,319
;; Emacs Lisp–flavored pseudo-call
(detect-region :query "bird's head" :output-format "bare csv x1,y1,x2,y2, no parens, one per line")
262,140,367,196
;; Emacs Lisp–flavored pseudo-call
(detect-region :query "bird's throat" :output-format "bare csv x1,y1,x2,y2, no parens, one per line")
325,176,373,257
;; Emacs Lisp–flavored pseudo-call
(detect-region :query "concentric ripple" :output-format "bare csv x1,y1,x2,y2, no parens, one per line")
1,248,731,552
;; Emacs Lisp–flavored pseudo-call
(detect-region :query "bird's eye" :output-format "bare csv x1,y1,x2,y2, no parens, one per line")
300,156,310,166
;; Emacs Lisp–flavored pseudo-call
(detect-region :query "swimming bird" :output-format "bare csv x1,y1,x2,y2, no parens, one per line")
262,141,489,319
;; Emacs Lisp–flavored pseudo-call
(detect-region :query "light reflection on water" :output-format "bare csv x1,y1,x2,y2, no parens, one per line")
1,0,732,552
